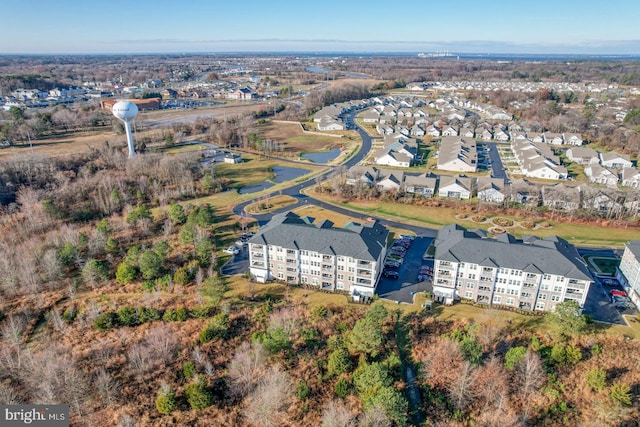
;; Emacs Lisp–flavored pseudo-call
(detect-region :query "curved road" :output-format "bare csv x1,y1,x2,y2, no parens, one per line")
231,119,436,238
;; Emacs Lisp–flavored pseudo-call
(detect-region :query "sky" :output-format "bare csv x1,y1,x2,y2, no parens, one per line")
1,0,639,55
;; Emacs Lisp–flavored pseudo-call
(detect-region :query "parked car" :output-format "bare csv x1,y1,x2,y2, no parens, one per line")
223,246,240,255
602,278,619,286
610,289,627,298
383,270,399,279
384,260,401,269
386,255,403,264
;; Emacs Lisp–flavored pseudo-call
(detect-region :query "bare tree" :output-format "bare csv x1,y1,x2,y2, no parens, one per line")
321,399,357,427
94,368,120,408
245,365,292,427
447,361,478,411
0,381,22,404
515,349,545,423
357,405,391,427
227,341,266,398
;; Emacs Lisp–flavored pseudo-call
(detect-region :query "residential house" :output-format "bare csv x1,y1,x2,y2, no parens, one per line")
442,125,460,137
584,164,618,186
248,212,389,298
317,118,345,131
346,166,379,187
438,175,474,200
494,130,510,142
437,136,478,173
564,133,584,146
600,151,633,169
374,149,412,167
509,179,541,207
479,129,494,141
424,124,441,137
404,173,437,197
376,170,405,191
621,167,640,188
410,124,425,137
477,177,506,203
616,240,640,307
432,224,592,311
361,109,380,123
566,147,599,165
542,184,581,211
544,133,564,145
223,152,242,164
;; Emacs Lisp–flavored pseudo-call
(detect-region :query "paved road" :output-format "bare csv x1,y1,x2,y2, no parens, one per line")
486,142,507,181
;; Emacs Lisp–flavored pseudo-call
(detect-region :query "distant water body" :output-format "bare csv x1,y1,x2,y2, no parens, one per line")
291,52,640,61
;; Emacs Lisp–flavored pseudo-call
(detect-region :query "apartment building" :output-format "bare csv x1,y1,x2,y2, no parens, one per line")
616,240,640,307
432,225,592,311
248,212,389,297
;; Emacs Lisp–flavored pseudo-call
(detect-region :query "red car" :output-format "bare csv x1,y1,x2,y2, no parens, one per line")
610,289,627,298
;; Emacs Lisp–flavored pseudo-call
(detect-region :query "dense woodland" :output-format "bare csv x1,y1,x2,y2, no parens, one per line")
0,55,639,425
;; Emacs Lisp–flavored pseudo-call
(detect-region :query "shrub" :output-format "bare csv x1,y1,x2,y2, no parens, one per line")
62,306,77,324
94,311,118,332
183,361,196,379
565,345,582,364
117,306,139,327
296,381,310,400
550,343,567,365
82,259,111,284
127,204,152,224
334,376,351,398
139,250,164,280
115,261,137,284
138,306,161,323
199,313,229,344
155,384,177,414
585,368,606,392
185,375,213,410
168,202,186,225
328,348,352,377
163,307,189,322
190,305,212,319
504,346,527,371
609,382,632,406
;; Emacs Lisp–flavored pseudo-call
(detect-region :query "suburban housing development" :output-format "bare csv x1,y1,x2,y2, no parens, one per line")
431,224,593,312
247,211,389,297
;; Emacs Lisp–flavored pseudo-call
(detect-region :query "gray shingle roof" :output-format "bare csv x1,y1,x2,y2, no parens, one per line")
435,224,592,280
249,212,388,261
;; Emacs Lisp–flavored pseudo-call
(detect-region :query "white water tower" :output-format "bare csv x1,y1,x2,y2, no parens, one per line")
112,100,139,158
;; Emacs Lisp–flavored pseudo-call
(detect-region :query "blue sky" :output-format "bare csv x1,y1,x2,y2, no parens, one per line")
1,0,639,54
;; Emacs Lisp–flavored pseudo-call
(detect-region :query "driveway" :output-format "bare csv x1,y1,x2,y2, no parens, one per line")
377,236,434,303
220,244,249,276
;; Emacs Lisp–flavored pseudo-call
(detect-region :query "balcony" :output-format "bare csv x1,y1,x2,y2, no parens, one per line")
482,267,494,274
251,252,264,258
523,282,537,288
322,265,334,272
358,260,372,267
251,261,265,268
480,276,493,282
252,244,264,250
357,269,372,277
526,273,537,280
322,274,333,279
323,255,333,262
286,259,297,265
437,270,451,277
478,286,492,293
439,261,452,267
357,278,372,285
286,267,297,273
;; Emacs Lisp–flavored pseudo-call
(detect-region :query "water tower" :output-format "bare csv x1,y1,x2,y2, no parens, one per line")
112,100,139,158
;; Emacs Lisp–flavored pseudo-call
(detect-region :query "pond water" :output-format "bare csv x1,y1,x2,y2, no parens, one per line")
301,148,341,163
238,166,309,194
271,166,308,183
239,182,274,194
344,72,369,79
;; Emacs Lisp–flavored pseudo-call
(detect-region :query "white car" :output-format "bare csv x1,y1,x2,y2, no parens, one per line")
223,246,239,255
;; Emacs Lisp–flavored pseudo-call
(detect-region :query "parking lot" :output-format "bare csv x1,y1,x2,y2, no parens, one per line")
582,275,637,325
376,236,434,303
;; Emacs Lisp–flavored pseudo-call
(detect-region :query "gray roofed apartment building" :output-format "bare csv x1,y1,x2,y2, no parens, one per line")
432,224,592,311
248,212,389,297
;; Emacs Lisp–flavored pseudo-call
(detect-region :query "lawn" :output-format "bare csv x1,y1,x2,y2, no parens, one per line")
313,195,640,248
246,195,298,214
583,255,620,275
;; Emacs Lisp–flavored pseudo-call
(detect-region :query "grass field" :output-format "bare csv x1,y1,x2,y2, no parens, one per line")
246,195,298,214
311,196,640,248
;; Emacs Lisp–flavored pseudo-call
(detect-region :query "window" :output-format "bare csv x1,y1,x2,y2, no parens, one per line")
468,274,476,280
553,286,563,293
338,265,345,271
470,264,477,270
551,295,560,302
493,295,502,304
466,283,475,289
302,276,308,283
539,293,547,300
277,272,284,279
540,284,549,291
336,282,344,290
337,274,344,280
348,276,354,282
506,297,515,305
312,278,318,285
543,274,551,280
535,302,545,310
465,291,473,298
